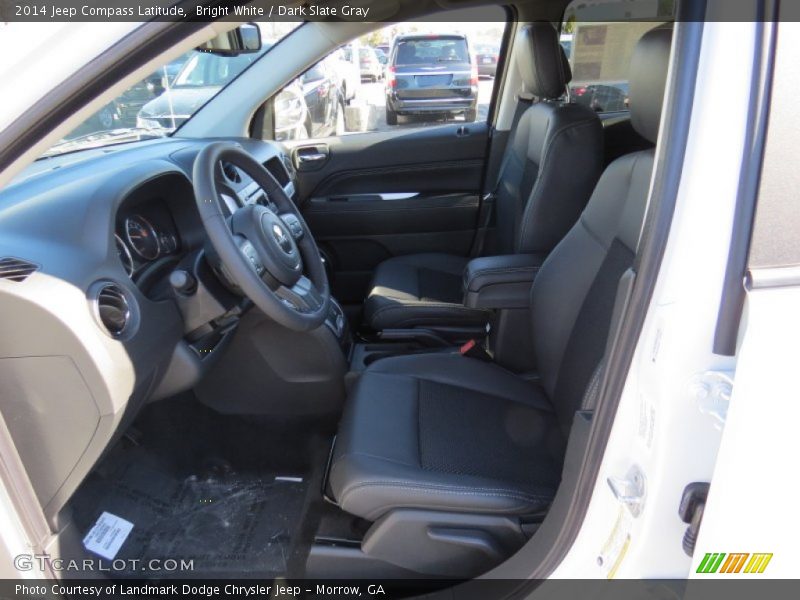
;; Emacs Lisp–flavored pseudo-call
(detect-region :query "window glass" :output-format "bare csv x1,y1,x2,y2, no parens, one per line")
562,0,673,113
393,37,471,66
44,23,301,157
266,6,507,141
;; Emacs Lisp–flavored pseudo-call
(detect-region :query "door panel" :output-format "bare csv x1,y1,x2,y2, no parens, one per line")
287,121,488,199
284,122,489,305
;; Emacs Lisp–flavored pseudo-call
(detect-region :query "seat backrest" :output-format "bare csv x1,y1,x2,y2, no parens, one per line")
530,24,673,434
494,22,604,256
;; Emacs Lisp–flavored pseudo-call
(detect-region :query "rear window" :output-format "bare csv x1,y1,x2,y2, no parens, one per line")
393,37,470,67
562,0,674,113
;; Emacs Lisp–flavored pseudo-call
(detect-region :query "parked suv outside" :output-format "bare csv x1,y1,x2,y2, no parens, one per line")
385,34,478,125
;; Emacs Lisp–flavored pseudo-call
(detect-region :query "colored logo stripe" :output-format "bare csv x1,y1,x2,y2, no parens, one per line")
744,553,773,573
720,553,749,573
697,552,773,574
697,553,726,573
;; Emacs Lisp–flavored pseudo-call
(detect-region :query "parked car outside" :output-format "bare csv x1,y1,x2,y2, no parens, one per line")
385,34,478,125
273,79,310,141
359,46,383,82
334,45,360,104
300,57,346,138
137,48,343,140
474,43,500,78
571,81,629,112
85,54,192,131
137,48,266,130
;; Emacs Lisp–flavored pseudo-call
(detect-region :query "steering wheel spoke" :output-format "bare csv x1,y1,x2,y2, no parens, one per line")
235,236,267,277
275,276,325,314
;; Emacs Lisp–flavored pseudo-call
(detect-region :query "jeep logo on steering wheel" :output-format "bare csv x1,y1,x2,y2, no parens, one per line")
272,223,293,254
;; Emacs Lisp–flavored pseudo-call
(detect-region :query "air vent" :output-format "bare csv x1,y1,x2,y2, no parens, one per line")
94,283,132,337
0,257,38,282
221,161,242,184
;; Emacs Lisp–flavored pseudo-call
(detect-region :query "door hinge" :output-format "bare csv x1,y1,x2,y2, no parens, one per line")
690,370,733,430
607,465,646,517
678,482,710,556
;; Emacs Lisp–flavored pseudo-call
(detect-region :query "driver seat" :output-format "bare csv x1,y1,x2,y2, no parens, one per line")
330,24,672,524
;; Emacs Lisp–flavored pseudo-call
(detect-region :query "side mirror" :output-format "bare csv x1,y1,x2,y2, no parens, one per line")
196,23,261,56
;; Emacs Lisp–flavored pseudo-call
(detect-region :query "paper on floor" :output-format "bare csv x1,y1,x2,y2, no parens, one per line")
83,511,133,560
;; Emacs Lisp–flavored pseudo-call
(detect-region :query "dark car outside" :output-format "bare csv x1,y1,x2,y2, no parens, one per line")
137,50,266,130
88,54,191,131
571,82,630,113
474,43,500,78
385,34,478,125
300,57,346,138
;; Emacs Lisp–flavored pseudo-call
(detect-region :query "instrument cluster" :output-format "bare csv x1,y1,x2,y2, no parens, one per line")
116,208,180,277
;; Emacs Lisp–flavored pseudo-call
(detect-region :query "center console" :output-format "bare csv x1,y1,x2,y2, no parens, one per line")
346,253,547,374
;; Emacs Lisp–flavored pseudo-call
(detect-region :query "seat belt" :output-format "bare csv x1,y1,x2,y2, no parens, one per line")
471,93,535,258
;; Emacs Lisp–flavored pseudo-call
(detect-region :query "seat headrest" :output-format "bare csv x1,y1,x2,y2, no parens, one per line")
629,23,674,144
516,22,572,100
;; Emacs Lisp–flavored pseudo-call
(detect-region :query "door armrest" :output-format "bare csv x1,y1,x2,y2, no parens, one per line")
463,254,546,309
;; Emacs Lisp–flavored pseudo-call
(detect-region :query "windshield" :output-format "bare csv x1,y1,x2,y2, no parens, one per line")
42,23,300,158
173,51,265,88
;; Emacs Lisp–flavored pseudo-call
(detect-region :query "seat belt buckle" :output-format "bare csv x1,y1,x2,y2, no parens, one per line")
459,339,492,361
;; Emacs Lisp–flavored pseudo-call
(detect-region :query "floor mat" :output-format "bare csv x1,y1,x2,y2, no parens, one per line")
66,395,331,578
71,445,306,577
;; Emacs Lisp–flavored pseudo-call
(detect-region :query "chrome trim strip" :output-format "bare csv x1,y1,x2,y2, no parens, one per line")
396,70,471,76
397,97,472,104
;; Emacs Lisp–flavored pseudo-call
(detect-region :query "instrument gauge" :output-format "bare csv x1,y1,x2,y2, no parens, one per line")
125,215,160,260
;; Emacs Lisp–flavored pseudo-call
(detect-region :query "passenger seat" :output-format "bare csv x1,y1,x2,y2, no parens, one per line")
363,22,604,333
328,25,673,577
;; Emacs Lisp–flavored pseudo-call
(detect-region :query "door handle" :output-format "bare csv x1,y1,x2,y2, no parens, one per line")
294,145,330,171
297,152,327,163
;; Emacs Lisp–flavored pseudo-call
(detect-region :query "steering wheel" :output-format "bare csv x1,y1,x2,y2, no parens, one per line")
192,142,330,331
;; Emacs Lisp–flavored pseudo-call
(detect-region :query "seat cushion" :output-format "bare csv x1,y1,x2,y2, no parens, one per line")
329,354,566,520
363,253,489,330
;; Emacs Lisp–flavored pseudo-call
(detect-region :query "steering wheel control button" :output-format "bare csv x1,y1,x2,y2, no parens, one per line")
238,241,265,276
280,213,304,240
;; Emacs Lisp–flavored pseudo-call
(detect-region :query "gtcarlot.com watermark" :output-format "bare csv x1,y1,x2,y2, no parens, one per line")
14,553,194,573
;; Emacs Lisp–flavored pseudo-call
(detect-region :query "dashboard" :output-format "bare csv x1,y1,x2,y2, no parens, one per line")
0,136,296,524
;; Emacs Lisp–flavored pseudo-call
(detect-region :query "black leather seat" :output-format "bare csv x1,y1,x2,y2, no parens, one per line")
363,22,604,333
330,24,673,521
